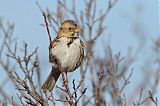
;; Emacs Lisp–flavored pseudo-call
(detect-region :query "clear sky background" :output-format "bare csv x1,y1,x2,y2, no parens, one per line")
0,0,159,105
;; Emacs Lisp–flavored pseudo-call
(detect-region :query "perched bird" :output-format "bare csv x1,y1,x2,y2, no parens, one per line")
41,20,84,91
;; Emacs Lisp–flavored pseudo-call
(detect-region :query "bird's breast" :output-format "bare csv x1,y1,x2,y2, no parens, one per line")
50,37,84,72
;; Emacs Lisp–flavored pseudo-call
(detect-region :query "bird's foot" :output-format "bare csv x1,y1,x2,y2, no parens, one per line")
62,79,68,87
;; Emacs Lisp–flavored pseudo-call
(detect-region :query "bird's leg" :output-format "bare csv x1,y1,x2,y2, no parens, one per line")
57,63,68,87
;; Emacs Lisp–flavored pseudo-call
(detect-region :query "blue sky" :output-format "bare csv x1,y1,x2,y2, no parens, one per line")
0,0,159,105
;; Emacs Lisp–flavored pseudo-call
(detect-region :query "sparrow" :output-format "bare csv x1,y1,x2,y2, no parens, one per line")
41,20,84,91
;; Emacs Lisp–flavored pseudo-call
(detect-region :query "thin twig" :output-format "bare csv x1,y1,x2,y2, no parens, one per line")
42,12,52,45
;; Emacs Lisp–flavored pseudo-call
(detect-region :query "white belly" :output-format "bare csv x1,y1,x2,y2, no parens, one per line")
50,37,83,72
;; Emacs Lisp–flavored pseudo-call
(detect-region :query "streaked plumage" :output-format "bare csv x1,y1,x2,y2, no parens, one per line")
41,20,84,91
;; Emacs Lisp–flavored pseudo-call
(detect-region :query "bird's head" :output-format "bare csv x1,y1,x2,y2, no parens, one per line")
58,20,80,37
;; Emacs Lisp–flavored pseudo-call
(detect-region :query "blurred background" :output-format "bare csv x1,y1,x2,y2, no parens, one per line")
0,0,159,106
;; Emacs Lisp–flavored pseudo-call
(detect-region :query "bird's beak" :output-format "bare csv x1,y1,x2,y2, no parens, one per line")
74,28,81,33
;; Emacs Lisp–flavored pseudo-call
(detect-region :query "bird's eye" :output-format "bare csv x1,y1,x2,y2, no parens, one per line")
69,28,72,30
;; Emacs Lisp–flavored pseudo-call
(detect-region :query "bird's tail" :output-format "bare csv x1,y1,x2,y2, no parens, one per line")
41,67,60,91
